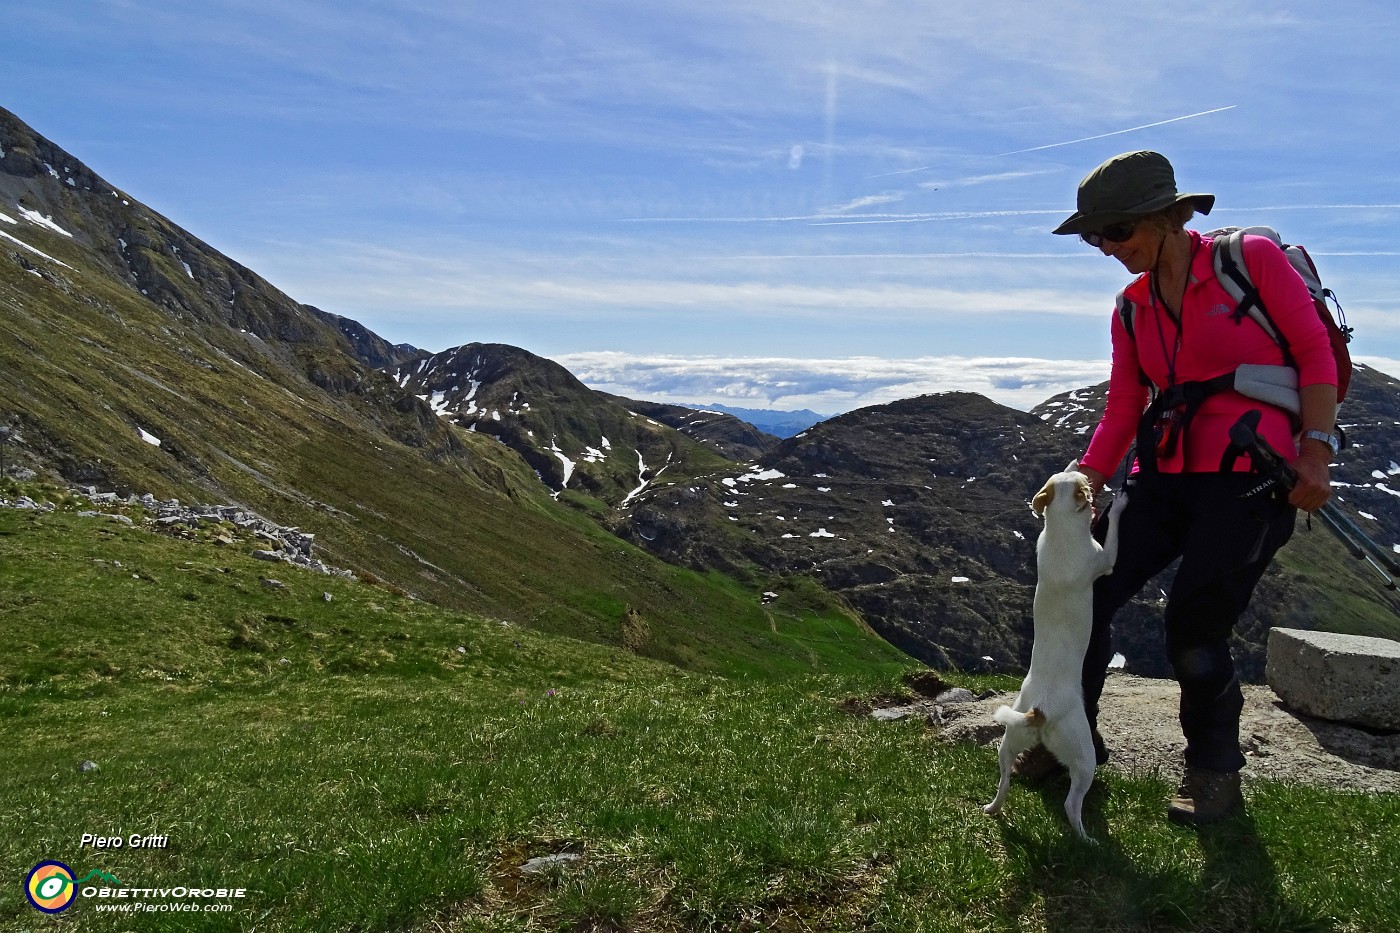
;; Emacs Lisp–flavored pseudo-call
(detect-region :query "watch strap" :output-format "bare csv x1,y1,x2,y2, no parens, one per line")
1303,429,1340,456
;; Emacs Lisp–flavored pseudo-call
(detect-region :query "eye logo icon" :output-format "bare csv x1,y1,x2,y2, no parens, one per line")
26,861,77,914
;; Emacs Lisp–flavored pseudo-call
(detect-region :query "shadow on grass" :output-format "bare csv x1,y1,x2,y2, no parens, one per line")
1193,811,1335,933
992,780,1334,932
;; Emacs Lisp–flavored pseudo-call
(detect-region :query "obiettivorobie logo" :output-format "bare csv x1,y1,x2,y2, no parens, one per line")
25,861,123,914
24,859,248,915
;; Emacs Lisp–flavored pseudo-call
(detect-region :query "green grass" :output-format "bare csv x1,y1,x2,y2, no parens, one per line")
2,508,1398,931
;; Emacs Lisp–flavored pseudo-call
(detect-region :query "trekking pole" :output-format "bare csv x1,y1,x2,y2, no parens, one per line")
1314,504,1398,590
1224,412,1398,591
1315,496,1400,574
1319,502,1400,578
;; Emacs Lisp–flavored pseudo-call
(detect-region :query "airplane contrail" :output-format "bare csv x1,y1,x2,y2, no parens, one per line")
995,106,1238,156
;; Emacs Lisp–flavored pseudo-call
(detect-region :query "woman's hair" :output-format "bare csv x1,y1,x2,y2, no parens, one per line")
1142,200,1199,235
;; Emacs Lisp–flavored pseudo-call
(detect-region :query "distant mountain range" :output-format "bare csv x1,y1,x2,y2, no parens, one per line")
681,403,827,438
3,103,1396,681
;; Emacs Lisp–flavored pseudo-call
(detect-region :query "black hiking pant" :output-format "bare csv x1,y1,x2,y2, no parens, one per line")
1083,472,1296,774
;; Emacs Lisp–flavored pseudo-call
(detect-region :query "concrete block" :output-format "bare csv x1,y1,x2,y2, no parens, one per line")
1266,628,1400,731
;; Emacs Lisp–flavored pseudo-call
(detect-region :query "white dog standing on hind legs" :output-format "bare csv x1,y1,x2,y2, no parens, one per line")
983,460,1128,842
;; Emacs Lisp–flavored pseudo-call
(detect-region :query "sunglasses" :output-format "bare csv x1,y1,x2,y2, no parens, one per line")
1080,220,1139,248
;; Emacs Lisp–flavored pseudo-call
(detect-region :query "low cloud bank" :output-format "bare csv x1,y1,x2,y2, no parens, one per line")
554,352,1113,414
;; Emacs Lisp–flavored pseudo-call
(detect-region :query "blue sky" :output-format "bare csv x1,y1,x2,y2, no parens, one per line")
6,1,1400,413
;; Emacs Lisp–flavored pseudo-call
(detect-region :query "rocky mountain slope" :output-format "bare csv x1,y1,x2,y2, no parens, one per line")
384,344,734,508
621,392,1075,671
621,375,1400,681
1,105,891,674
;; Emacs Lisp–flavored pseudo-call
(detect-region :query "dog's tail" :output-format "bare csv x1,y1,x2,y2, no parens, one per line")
994,705,1047,728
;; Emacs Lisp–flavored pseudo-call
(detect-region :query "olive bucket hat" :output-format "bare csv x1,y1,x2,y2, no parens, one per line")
1052,150,1214,236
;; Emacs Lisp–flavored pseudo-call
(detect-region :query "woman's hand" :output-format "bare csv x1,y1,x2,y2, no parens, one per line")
1292,384,1338,513
1077,464,1111,520
1288,448,1332,512
1078,464,1109,495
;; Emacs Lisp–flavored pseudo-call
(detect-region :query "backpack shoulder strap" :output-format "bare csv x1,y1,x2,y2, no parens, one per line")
1114,288,1135,341
1114,289,1156,389
1211,229,1257,315
1208,228,1295,366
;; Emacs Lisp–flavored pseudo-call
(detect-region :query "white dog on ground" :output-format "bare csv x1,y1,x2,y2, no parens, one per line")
983,460,1127,841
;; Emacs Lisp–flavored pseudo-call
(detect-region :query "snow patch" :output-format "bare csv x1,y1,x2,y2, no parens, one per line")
17,207,72,237
137,427,162,447
420,391,452,416
722,468,786,488
550,443,576,489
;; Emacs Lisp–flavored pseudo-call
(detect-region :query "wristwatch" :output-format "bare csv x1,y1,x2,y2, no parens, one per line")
1303,429,1341,456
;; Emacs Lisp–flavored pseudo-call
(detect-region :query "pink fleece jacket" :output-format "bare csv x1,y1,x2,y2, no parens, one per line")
1080,231,1337,478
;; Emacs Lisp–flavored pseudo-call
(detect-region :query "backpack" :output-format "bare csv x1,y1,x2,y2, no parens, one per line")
1116,226,1354,415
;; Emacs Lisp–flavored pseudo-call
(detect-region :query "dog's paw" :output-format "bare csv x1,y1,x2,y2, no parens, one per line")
1108,489,1129,518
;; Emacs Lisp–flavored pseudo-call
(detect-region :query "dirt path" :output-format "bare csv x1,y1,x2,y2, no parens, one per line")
920,672,1400,793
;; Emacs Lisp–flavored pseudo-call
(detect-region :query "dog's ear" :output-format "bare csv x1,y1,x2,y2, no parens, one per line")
1074,475,1093,510
1031,481,1054,517
1066,458,1081,473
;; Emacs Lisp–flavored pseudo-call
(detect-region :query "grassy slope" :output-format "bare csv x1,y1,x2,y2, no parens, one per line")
2,508,1397,932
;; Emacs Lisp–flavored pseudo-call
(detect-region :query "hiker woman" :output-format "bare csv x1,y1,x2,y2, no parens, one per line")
1040,150,1339,825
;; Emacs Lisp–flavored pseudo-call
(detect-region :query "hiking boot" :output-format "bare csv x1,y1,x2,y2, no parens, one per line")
1167,767,1243,826
1011,730,1110,783
1011,744,1064,782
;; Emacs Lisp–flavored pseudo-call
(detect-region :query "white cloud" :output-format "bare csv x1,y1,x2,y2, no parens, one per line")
552,351,1111,413
821,192,907,214
916,169,1061,190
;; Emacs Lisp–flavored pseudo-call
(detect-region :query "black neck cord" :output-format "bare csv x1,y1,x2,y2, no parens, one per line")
1149,233,1199,388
